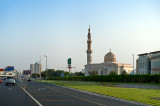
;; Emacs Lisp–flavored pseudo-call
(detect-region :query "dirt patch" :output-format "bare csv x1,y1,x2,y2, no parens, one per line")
151,97,160,100
100,84,116,87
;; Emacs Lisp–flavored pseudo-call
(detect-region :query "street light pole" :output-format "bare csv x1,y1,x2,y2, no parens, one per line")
132,54,134,74
44,55,47,83
38,59,42,83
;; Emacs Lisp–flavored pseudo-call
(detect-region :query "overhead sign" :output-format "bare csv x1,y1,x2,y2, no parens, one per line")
0,69,5,71
5,66,14,71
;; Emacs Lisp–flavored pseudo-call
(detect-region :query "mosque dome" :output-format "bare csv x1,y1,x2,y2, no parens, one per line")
104,51,116,63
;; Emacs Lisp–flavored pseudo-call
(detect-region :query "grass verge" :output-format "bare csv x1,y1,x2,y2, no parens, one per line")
39,80,160,106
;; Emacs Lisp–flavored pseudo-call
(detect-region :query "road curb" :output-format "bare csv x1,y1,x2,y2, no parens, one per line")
44,82,152,106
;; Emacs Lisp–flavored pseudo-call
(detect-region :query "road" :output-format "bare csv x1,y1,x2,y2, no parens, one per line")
0,80,148,106
0,80,38,106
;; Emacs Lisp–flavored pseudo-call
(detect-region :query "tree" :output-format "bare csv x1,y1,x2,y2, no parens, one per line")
109,71,117,75
75,72,84,76
121,70,127,75
41,69,70,77
89,71,98,75
41,69,56,77
56,70,65,77
47,69,56,77
31,73,40,79
41,71,46,77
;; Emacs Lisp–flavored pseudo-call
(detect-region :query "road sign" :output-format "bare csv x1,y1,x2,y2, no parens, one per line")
68,58,71,64
21,75,23,78
0,69,5,71
68,67,71,69
5,66,14,71
61,73,64,77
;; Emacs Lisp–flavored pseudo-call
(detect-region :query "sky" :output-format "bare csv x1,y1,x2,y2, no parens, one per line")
0,0,160,72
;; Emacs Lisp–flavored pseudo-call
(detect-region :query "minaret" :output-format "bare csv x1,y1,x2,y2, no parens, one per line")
86,25,92,64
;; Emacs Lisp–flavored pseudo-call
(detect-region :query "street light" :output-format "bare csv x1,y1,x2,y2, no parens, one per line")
38,60,42,83
44,55,47,83
132,54,134,74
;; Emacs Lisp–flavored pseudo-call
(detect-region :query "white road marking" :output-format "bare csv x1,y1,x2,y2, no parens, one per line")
17,84,43,106
8,88,12,90
38,88,45,90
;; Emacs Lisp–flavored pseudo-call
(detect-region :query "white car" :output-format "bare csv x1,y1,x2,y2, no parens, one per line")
6,77,15,86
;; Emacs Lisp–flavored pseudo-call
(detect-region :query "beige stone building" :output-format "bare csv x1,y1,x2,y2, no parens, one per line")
84,26,133,76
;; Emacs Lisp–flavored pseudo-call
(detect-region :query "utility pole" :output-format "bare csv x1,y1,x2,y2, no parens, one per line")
44,55,47,83
39,57,42,83
132,54,134,74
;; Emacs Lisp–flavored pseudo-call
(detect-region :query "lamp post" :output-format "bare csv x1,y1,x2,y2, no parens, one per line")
14,69,18,79
132,54,134,74
38,60,42,83
44,55,47,83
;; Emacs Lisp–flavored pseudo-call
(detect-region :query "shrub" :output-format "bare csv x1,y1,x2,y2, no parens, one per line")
47,74,160,83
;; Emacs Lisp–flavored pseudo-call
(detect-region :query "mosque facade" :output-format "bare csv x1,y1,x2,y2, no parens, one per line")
84,26,133,76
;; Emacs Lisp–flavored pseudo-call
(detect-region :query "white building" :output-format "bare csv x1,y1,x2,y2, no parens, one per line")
84,26,133,76
136,53,151,74
151,51,160,74
30,62,42,74
136,50,160,74
30,64,35,74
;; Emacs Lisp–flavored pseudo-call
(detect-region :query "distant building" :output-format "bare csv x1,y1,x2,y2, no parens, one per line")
34,62,39,74
136,53,151,74
136,50,160,74
84,26,133,76
151,51,160,74
30,64,35,74
30,62,42,74
23,70,31,75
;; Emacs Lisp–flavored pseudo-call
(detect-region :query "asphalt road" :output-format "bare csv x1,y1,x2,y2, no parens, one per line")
0,80,149,106
24,81,146,106
0,80,38,106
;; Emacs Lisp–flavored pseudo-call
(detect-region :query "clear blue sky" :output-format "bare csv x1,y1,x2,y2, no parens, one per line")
0,0,160,72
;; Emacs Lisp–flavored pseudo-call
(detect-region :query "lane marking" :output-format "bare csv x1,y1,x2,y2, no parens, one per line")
46,82,150,106
33,95,64,96
44,85,106,106
30,92,55,93
17,84,43,106
8,88,12,90
39,100,74,102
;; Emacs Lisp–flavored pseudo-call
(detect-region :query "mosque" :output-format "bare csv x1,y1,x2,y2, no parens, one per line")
84,26,133,76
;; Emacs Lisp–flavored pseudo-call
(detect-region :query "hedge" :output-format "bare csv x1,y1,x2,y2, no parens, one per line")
47,74,160,83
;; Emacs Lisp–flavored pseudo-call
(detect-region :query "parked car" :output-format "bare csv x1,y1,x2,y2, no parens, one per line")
0,78,1,83
6,77,15,86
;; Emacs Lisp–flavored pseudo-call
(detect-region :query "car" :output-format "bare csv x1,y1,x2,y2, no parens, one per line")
27,78,31,81
6,77,15,86
0,78,1,83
